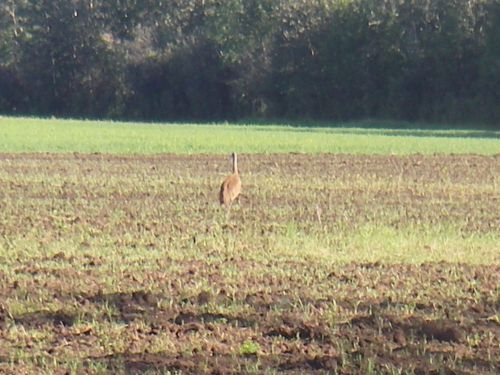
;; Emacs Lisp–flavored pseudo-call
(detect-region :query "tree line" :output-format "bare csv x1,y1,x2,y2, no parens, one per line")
1,0,499,125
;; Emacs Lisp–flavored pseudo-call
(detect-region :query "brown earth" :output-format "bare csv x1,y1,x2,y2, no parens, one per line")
0,153,498,374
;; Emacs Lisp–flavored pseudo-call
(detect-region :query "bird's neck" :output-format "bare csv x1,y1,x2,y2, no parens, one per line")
232,155,238,174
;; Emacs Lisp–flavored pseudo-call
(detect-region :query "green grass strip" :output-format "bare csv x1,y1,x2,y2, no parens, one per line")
1,116,498,155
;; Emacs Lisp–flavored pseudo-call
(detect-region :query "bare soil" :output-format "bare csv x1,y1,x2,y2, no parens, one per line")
0,153,498,374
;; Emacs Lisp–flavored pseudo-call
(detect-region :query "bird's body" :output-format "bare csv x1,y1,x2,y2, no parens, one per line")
219,153,241,208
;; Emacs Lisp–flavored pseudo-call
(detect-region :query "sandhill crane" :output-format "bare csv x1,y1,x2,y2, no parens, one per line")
219,152,241,213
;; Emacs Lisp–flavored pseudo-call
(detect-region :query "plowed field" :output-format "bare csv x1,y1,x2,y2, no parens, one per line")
0,153,499,374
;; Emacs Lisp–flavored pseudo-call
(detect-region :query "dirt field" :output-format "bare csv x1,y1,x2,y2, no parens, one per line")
0,153,499,374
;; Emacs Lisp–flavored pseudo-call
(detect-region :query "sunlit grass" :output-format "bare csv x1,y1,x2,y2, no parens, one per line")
1,116,498,155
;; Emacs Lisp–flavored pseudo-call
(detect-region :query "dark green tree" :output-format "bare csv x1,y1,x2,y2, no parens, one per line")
15,0,123,116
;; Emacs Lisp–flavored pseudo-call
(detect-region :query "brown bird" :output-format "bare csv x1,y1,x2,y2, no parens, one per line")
219,152,241,212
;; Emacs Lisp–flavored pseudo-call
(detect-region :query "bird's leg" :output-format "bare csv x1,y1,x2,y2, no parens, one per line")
226,202,232,221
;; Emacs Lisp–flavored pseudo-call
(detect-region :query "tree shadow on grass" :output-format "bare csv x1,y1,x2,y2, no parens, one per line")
239,119,500,139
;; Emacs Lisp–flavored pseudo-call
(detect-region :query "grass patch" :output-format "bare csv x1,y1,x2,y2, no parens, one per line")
0,150,498,373
1,116,499,155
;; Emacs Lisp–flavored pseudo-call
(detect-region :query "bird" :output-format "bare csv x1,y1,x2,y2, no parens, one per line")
219,152,241,212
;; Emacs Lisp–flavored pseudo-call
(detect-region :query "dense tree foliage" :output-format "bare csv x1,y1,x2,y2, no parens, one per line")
0,0,498,125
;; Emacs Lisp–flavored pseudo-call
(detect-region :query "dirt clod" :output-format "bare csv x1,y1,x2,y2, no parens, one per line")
420,320,464,342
